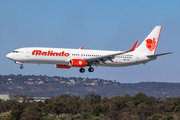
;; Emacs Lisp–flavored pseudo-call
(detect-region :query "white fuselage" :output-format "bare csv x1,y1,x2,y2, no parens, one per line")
6,47,154,67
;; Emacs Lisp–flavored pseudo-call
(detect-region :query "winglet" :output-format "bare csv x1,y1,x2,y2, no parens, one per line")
129,40,139,51
79,47,83,50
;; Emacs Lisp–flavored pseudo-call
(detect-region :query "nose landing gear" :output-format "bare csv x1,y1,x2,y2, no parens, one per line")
15,61,24,69
20,65,24,69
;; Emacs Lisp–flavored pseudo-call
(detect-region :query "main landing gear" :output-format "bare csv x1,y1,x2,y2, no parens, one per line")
88,67,94,72
79,67,85,73
79,67,94,73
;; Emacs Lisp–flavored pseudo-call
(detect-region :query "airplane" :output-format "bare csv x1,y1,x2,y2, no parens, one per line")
6,26,172,73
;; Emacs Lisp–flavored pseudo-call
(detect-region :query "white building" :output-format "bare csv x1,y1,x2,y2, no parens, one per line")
0,94,9,100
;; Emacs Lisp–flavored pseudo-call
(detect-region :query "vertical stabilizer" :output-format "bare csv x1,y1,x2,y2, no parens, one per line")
135,26,162,55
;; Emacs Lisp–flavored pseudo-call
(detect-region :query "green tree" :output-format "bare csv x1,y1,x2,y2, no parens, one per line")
173,98,180,106
11,103,23,120
145,97,157,106
55,113,71,120
123,94,130,99
133,92,148,106
0,111,11,120
147,114,174,120
174,105,180,112
84,93,101,105
43,113,57,120
160,116,174,120
106,110,121,120
5,114,12,120
91,116,101,120
112,96,126,111
73,113,83,120
147,114,163,120
81,112,90,119
92,105,105,116
21,106,42,120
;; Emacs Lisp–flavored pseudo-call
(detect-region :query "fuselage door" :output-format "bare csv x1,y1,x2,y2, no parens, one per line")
26,49,30,57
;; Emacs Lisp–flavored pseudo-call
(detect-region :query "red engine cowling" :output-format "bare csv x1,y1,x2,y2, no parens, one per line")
55,64,71,69
70,59,86,67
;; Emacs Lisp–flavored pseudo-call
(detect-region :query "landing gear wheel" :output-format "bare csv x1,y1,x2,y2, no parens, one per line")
20,65,24,69
88,67,94,72
79,67,85,73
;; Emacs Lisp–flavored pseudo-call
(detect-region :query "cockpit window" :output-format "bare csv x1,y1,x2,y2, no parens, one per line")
12,51,20,53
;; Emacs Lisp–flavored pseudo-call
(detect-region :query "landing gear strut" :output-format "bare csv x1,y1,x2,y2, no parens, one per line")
15,61,24,69
79,67,85,73
88,67,94,72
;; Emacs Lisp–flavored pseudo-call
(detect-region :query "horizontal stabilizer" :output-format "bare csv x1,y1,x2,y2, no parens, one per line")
147,52,172,57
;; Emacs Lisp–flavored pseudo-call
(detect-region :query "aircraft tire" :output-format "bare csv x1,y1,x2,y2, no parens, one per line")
88,67,94,72
79,68,85,73
20,66,24,69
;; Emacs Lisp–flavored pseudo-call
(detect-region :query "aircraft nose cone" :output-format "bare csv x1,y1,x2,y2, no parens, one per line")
6,53,13,60
6,53,10,58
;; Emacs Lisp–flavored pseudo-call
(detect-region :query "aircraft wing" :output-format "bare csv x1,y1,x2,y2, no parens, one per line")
85,40,138,65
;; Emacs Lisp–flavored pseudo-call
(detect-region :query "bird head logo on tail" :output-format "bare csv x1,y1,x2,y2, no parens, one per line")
145,38,157,51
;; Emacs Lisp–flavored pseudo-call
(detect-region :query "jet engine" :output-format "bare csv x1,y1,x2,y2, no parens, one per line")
70,59,86,67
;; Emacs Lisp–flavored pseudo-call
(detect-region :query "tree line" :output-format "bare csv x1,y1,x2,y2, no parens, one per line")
0,92,179,120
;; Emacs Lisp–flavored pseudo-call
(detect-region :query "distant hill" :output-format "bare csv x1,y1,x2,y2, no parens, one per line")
0,74,180,98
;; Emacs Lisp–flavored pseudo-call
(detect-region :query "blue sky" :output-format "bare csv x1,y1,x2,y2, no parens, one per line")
0,0,179,83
